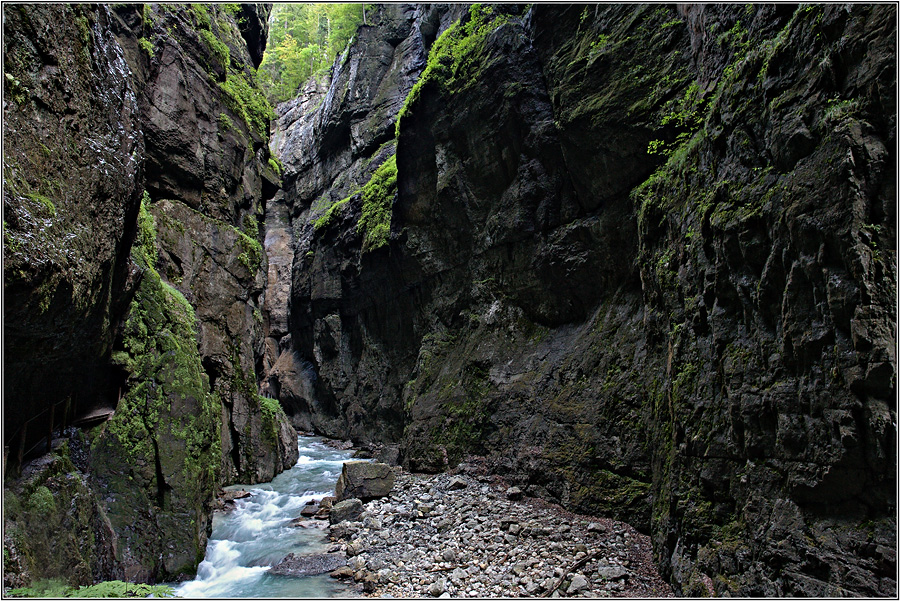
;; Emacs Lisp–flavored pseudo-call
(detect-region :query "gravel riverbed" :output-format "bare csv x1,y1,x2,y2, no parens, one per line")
320,464,673,598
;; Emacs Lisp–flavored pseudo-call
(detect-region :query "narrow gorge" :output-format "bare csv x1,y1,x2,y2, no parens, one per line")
3,3,897,598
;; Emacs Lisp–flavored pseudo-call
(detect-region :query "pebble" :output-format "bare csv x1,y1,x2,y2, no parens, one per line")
325,470,673,598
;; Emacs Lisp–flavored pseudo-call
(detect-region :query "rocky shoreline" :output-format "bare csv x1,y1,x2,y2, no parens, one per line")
301,460,673,598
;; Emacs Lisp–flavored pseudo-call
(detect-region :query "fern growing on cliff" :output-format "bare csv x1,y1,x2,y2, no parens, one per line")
7,579,175,598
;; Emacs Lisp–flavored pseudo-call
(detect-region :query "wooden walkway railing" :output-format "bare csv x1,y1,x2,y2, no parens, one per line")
4,394,76,479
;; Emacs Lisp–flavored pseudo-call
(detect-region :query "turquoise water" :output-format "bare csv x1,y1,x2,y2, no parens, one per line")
175,437,355,598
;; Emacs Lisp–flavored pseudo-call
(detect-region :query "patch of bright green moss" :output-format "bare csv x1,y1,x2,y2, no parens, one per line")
313,197,350,231
357,154,397,252
137,36,154,58
397,4,511,136
27,486,56,515
268,156,284,176
219,69,274,139
190,4,211,30
24,192,56,217
258,395,284,446
200,29,230,69
135,191,157,269
237,229,263,272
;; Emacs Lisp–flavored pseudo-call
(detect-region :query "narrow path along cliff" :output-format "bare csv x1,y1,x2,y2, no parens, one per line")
2,3,896,598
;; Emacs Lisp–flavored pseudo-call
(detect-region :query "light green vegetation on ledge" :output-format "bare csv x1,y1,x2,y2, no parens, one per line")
397,4,511,137
219,68,274,139
313,196,350,232
357,154,397,252
313,153,397,253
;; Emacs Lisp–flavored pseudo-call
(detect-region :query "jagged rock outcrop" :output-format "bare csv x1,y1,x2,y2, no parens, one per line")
262,3,462,438
4,2,296,587
272,4,896,596
111,3,295,486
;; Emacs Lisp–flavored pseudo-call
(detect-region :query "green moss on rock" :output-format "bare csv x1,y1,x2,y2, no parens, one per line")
357,154,397,252
3,440,99,588
219,68,274,139
88,200,221,580
313,197,350,231
200,29,230,70
26,486,56,516
397,4,512,136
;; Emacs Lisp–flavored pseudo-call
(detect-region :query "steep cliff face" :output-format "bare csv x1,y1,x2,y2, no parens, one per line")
272,4,896,596
3,3,143,466
263,3,462,446
109,2,295,486
4,3,295,586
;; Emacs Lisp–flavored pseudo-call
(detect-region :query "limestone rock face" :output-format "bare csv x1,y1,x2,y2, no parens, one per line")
4,2,294,586
3,3,143,460
151,199,298,484
262,3,463,438
335,462,396,502
111,4,278,222
272,4,896,597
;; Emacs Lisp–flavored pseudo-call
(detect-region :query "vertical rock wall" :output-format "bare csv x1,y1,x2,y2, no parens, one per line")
271,4,896,596
3,3,143,465
263,4,462,445
110,2,297,486
3,2,296,586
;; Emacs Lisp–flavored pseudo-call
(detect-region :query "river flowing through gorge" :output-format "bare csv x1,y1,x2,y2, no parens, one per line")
175,437,355,598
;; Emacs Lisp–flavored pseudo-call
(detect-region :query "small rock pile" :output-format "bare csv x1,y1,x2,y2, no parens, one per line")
323,470,672,598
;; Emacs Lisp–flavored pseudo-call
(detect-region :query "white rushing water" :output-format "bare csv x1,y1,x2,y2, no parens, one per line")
175,437,356,598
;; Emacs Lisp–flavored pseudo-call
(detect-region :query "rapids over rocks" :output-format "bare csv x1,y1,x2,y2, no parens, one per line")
175,437,354,598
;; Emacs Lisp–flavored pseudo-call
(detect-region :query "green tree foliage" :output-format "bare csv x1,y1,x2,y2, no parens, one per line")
258,3,366,103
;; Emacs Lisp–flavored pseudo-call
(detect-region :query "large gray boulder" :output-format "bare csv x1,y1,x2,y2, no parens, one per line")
335,462,396,502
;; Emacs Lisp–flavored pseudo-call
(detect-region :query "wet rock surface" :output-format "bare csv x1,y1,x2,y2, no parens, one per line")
4,3,293,587
263,4,464,441
327,470,672,598
3,3,143,459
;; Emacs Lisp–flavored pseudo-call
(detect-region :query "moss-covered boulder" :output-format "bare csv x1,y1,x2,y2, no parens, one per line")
3,439,116,589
